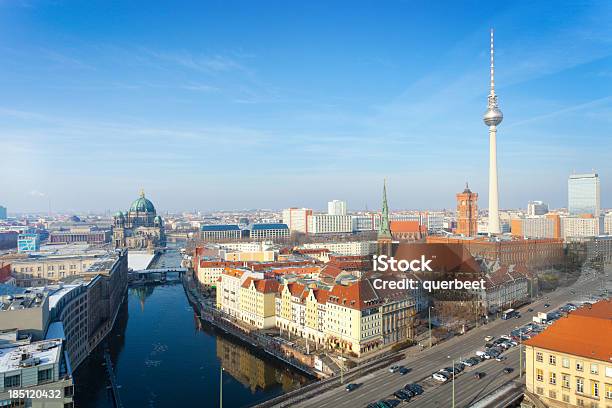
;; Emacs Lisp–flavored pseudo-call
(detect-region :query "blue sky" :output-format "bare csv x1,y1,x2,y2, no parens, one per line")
1,1,611,213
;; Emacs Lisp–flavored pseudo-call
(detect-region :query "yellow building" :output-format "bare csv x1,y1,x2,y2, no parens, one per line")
225,251,275,262
239,277,279,329
523,300,612,408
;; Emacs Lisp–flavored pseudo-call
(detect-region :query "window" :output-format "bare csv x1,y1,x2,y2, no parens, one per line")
550,355,557,365
37,368,52,383
606,367,612,378
536,352,543,362
563,394,570,403
537,368,544,382
563,374,571,389
536,387,544,395
578,361,584,371
605,383,612,399
550,372,557,385
578,378,585,393
563,357,570,368
549,390,557,399
577,398,584,407
593,382,600,398
4,374,20,388
592,364,600,375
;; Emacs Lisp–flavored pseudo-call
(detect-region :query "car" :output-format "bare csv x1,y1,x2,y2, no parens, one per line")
367,404,378,408
402,388,415,398
527,308,534,312
345,383,358,392
495,356,505,362
476,350,487,358
432,372,448,382
404,383,423,395
462,357,479,367
454,363,465,372
484,335,494,341
399,367,410,375
376,401,392,408
388,365,400,373
473,372,483,379
544,303,551,308
443,366,457,375
503,367,514,374
514,314,521,319
393,390,410,401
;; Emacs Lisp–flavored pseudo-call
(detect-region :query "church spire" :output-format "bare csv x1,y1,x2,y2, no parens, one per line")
378,179,392,239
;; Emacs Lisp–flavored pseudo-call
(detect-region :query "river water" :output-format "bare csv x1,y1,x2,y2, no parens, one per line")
73,248,310,407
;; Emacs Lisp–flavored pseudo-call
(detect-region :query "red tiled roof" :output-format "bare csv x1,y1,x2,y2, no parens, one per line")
327,280,381,310
524,299,612,363
390,220,425,233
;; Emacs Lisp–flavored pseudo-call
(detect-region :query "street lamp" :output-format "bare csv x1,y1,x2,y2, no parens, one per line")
447,355,455,408
219,367,224,408
515,326,523,379
429,306,434,348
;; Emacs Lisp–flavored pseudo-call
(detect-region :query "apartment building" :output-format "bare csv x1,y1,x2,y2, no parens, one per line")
301,241,377,256
249,223,290,241
523,300,612,408
307,215,353,234
239,278,279,329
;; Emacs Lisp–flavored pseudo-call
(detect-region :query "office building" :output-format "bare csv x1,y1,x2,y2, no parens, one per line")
327,200,347,216
562,216,602,240
456,183,479,237
301,241,377,256
17,233,40,253
568,173,600,217
249,223,290,241
200,224,244,241
282,208,312,233
511,216,558,239
0,206,6,220
0,337,74,407
307,215,353,234
523,300,612,408
527,201,549,216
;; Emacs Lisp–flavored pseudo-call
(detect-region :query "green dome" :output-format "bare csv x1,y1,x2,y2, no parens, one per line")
114,211,124,218
129,191,156,213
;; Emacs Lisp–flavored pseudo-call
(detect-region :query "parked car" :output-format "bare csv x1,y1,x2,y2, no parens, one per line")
473,372,484,379
527,308,534,312
388,365,400,373
503,367,514,374
495,356,505,362
345,383,358,392
454,363,465,372
432,372,448,382
404,383,423,395
399,367,409,375
544,303,551,308
393,390,410,401
376,401,391,408
484,335,494,341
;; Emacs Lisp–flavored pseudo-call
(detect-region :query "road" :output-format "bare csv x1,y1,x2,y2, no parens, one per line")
291,267,610,408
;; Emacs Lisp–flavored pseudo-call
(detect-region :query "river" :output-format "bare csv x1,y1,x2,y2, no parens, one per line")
73,248,310,407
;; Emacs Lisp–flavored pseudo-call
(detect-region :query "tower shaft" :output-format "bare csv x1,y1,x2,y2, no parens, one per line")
488,125,501,234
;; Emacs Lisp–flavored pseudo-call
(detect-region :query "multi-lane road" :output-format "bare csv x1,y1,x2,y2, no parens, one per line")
291,268,610,408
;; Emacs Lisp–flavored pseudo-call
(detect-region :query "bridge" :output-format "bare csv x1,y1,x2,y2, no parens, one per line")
128,268,187,285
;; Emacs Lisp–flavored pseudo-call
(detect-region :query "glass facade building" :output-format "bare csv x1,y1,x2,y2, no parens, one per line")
568,173,600,216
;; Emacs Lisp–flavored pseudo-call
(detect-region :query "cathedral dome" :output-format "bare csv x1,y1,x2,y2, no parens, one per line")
129,191,156,213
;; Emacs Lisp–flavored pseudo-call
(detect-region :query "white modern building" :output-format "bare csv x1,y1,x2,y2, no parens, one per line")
527,201,549,216
282,208,312,233
561,216,602,239
301,241,377,256
327,200,347,216
307,215,353,234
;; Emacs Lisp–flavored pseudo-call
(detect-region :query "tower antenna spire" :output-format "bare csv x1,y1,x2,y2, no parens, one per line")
490,28,495,96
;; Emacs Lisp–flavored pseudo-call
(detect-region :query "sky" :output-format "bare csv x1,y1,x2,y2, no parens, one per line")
0,0,611,213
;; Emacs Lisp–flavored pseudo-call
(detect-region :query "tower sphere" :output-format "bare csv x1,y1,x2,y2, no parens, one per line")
483,107,503,126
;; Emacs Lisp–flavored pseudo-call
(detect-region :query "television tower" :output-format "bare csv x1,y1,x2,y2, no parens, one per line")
483,29,503,235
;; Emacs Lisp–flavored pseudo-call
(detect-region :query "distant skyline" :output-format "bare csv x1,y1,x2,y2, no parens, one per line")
1,1,612,212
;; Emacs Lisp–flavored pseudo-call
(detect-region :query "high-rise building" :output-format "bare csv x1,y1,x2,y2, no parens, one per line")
483,29,503,235
568,173,600,217
527,201,549,216
377,181,393,257
327,200,347,216
281,208,312,233
455,183,478,237
0,205,6,220
17,233,40,253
